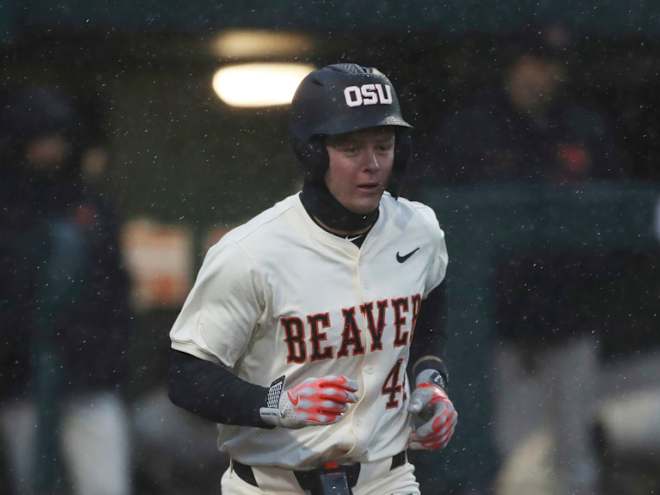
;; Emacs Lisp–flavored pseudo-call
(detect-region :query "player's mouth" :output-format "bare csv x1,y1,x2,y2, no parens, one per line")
357,183,381,192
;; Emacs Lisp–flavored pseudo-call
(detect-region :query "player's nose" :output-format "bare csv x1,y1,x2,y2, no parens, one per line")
362,148,381,172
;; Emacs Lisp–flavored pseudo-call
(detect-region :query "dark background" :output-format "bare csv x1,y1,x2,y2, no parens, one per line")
1,2,659,494
1,1,659,230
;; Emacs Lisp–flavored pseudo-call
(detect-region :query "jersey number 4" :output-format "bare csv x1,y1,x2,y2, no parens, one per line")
382,359,407,409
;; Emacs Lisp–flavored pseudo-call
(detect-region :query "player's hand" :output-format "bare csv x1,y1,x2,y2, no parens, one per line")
407,370,457,450
260,375,359,429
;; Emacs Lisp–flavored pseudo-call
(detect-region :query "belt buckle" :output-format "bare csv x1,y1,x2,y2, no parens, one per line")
316,465,352,495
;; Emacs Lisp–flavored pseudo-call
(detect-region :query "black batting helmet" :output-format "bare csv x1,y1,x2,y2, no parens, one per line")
290,63,413,194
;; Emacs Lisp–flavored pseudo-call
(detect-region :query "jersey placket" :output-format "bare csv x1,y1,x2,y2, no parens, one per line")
343,239,376,457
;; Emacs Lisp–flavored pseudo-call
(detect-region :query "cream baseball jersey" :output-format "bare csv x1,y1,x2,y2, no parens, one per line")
169,191,448,469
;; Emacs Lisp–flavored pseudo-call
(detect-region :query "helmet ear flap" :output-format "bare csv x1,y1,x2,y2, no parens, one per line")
292,135,328,183
388,129,413,198
394,129,412,170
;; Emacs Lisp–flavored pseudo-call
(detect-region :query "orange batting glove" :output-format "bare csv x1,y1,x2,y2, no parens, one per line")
260,375,359,429
408,370,458,450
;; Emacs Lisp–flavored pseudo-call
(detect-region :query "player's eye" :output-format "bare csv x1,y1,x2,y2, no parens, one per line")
376,141,395,152
339,144,359,155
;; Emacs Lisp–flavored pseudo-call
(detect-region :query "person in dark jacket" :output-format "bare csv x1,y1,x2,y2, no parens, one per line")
413,25,631,495
415,25,627,187
0,87,133,495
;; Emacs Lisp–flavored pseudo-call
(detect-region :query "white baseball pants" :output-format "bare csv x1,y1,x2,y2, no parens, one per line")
220,458,420,495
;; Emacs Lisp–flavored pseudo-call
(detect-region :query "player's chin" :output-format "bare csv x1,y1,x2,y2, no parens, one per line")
348,196,383,214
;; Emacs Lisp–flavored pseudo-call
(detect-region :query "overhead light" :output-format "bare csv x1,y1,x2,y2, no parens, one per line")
212,63,315,108
213,30,314,58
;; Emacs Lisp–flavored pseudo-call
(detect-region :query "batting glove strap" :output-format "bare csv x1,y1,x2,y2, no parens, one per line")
259,375,358,429
411,356,450,390
408,381,458,451
414,368,447,390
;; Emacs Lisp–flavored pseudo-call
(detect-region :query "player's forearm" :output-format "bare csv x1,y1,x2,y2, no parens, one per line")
408,283,450,389
168,349,273,428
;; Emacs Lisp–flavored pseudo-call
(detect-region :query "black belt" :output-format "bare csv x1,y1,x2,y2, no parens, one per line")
232,451,407,491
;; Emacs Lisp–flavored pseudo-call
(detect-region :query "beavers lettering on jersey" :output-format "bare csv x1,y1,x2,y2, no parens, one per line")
282,293,422,364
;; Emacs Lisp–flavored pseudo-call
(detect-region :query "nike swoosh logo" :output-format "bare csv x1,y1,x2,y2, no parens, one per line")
396,247,420,263
288,390,299,406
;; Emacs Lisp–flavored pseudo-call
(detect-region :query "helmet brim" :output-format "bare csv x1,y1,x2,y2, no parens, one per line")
313,114,413,138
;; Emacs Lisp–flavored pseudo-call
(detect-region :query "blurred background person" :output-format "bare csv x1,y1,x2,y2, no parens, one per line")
408,23,647,495
130,385,224,495
416,23,629,186
0,86,133,495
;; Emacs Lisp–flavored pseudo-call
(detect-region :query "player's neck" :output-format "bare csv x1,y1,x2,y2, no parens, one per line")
312,216,372,237
300,180,379,233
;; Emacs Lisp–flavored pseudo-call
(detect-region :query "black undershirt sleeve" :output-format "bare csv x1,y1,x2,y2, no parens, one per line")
408,282,450,389
168,348,274,428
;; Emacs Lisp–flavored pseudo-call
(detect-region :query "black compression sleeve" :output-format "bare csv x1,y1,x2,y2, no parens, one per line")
168,349,274,428
408,283,450,388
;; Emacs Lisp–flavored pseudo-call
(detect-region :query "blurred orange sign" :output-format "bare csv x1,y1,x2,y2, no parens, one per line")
121,219,193,311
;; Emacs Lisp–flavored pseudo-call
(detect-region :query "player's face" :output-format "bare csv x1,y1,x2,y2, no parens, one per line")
325,127,395,215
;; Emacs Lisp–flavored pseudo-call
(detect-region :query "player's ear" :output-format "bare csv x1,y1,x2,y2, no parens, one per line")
292,135,328,183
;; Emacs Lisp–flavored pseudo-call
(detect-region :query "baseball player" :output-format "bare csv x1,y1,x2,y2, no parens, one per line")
168,63,458,495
